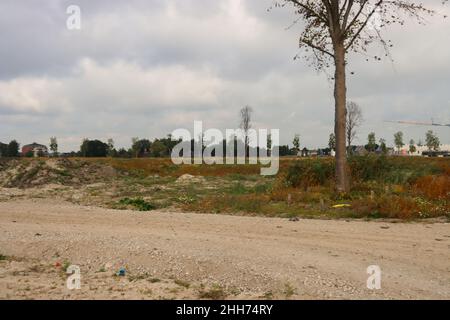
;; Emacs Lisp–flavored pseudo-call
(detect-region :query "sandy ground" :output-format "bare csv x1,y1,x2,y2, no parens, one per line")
0,198,449,300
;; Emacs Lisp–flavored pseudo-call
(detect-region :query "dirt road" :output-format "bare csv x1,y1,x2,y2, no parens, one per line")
0,199,449,300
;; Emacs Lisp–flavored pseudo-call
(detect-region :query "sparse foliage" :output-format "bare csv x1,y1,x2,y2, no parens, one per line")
328,133,336,151
292,134,301,155
239,106,253,157
267,133,273,156
107,138,115,157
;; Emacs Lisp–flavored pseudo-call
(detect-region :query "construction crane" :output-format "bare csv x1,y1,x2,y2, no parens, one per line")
385,119,450,127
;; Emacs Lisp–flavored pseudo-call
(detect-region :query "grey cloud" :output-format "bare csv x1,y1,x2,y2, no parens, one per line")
1,0,449,151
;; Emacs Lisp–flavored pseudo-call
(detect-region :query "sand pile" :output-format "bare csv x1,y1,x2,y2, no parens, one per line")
0,158,117,188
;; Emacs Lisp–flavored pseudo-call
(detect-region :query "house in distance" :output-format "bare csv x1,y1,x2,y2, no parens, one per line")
21,143,48,157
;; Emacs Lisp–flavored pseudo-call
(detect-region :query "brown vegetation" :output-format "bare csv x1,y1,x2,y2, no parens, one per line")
0,156,448,220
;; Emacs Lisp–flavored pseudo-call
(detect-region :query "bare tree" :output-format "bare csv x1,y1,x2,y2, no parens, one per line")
346,101,363,151
107,138,115,157
239,105,253,157
274,0,447,192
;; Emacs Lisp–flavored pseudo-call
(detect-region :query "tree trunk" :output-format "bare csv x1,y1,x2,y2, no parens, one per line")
334,44,350,193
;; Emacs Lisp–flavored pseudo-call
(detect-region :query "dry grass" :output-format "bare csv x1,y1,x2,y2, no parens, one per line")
414,175,450,200
2,156,449,220
90,158,262,177
197,285,227,300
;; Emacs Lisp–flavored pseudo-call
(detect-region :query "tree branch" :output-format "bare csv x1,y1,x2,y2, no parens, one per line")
345,0,384,51
301,38,335,58
288,0,328,23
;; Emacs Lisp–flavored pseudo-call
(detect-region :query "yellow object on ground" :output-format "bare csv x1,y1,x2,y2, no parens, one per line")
332,204,351,209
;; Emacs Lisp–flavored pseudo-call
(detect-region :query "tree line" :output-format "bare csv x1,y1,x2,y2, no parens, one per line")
0,129,442,159
0,104,443,158
78,136,301,158
0,140,20,157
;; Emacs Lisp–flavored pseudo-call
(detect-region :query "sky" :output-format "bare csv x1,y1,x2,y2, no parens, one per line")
1,0,449,152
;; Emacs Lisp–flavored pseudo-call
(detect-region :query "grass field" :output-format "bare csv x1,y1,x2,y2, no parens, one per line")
72,156,450,220
1,156,449,220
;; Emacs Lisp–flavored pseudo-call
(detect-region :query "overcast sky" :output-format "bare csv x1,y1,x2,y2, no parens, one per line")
1,0,449,152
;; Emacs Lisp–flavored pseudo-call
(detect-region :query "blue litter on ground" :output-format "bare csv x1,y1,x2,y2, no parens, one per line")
117,268,126,277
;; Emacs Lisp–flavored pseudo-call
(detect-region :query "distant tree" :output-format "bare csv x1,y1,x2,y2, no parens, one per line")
279,145,292,156
151,140,168,158
159,134,180,155
417,139,424,147
366,133,377,153
194,133,205,158
131,138,151,158
239,105,253,157
80,139,108,157
80,138,88,157
0,142,7,157
328,133,336,151
394,131,404,152
346,101,363,152
131,137,140,158
409,139,417,154
50,137,58,157
379,138,387,155
425,130,440,151
292,134,300,156
117,148,131,158
7,140,20,157
107,138,115,157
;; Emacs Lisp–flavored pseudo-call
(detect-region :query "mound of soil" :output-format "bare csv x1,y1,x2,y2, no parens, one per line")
176,174,206,184
0,158,118,189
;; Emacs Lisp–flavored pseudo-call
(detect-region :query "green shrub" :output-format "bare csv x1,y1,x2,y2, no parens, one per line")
119,197,156,211
229,182,248,195
198,285,227,300
253,183,270,194
285,159,334,188
348,155,391,181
